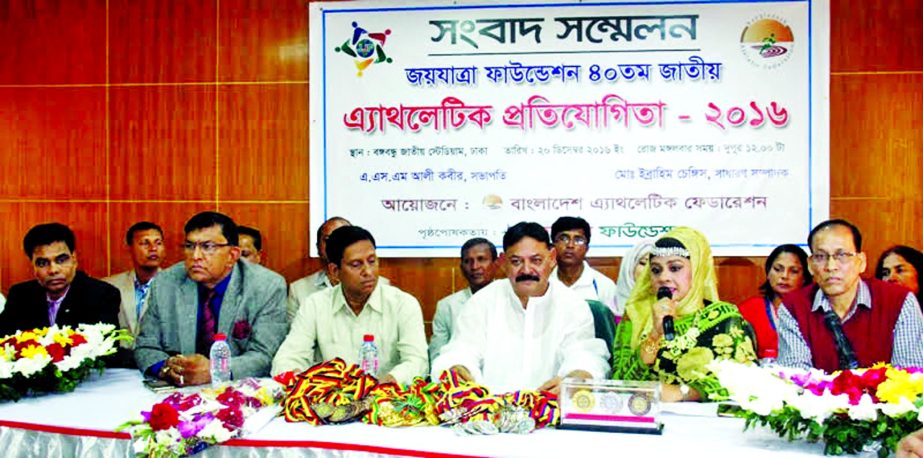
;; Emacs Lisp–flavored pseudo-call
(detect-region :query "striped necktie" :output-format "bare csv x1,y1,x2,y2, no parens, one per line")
197,290,218,355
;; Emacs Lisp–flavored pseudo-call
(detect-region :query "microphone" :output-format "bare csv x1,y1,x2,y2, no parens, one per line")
657,287,675,341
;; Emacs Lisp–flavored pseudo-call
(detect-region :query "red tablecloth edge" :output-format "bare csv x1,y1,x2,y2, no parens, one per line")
0,419,485,458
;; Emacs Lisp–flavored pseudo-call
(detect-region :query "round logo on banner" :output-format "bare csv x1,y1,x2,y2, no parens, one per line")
740,15,795,69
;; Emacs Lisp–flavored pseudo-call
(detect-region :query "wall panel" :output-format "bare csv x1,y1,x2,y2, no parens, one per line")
0,0,920,334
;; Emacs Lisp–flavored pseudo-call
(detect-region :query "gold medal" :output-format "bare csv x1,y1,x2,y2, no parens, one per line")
572,389,596,412
628,393,652,416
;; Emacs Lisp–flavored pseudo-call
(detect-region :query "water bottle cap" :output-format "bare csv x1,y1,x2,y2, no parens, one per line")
363,334,374,342
214,333,227,341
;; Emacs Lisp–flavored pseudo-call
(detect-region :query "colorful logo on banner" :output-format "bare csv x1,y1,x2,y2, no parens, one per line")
334,21,393,77
740,16,794,69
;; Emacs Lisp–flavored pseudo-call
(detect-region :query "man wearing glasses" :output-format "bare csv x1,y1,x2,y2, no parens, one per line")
0,223,121,337
777,219,923,370
135,212,288,386
550,216,617,314
103,221,166,347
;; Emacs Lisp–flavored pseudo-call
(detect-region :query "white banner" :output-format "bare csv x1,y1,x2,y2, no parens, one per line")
309,0,829,257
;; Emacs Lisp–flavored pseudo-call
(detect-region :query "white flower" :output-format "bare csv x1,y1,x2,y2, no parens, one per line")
154,428,181,445
13,353,51,378
133,437,150,454
847,394,879,421
788,391,848,423
199,419,235,443
0,360,13,379
881,398,917,418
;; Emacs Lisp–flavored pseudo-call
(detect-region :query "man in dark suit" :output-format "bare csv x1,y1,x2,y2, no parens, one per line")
134,211,288,387
0,223,121,337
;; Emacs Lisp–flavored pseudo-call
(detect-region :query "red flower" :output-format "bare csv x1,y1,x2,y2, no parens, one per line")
273,371,296,390
70,334,87,346
217,388,247,409
149,403,180,431
216,406,244,430
45,343,65,362
232,320,252,340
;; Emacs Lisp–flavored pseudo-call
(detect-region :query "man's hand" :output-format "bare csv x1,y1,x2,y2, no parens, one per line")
898,428,923,458
449,365,474,383
379,374,398,385
538,370,593,396
166,354,212,386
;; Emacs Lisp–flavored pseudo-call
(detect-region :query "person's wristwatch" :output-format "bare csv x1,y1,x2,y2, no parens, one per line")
679,383,690,401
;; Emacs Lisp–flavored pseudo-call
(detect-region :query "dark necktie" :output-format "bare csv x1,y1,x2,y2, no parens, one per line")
821,307,859,370
197,290,217,355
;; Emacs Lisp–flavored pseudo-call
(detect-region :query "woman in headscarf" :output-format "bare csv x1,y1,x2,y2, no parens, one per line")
611,227,757,402
613,239,655,319
737,244,812,359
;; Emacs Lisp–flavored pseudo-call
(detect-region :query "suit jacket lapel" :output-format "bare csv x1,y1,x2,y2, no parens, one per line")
121,271,138,334
218,263,243,337
178,275,198,354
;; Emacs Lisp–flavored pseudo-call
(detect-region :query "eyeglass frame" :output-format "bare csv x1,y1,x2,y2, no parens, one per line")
810,250,858,266
182,241,233,256
553,234,588,246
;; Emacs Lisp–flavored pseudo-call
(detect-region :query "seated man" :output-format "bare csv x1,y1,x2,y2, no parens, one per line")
429,237,498,361
104,221,165,345
287,216,389,319
431,222,610,394
237,225,264,265
135,212,288,386
778,219,923,371
272,226,428,384
550,216,617,313
0,223,121,337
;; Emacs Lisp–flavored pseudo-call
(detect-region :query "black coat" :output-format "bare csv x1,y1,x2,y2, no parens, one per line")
0,271,121,337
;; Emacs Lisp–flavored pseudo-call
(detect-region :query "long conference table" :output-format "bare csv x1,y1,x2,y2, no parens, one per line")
0,369,827,457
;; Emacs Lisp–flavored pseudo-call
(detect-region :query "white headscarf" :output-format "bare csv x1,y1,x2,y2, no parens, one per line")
613,239,655,316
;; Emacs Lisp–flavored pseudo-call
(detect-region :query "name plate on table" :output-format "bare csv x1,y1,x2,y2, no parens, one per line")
558,378,663,434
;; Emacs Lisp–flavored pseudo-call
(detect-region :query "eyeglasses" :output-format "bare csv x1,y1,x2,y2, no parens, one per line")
554,234,587,246
182,241,232,255
811,251,857,265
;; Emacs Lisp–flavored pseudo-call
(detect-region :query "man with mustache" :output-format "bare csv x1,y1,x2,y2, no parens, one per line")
551,216,617,314
431,222,610,394
103,221,166,347
272,226,428,384
428,237,498,361
0,223,121,338
777,219,923,370
135,212,288,386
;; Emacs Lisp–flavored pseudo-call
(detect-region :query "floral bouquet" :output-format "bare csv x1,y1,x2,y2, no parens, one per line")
710,360,923,457
118,378,285,458
0,323,131,401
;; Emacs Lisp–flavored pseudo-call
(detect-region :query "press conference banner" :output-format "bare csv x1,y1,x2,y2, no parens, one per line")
308,0,830,257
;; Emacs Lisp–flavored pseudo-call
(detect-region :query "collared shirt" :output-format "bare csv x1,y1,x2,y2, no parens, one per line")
431,279,610,393
0,292,5,315
272,281,428,384
133,274,154,324
46,285,71,326
777,280,923,369
552,261,617,314
287,270,391,320
429,287,473,362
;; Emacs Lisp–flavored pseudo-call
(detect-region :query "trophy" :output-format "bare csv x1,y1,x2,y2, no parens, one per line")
558,378,663,434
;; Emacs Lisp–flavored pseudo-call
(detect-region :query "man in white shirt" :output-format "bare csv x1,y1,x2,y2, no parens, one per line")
272,226,428,384
287,217,390,320
429,238,498,361
103,221,165,344
550,216,617,313
431,222,610,394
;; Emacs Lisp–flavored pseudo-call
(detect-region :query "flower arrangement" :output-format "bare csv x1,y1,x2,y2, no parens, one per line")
0,323,130,401
118,378,285,458
710,360,923,457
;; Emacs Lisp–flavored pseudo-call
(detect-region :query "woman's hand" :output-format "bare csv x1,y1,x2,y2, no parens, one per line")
651,297,677,337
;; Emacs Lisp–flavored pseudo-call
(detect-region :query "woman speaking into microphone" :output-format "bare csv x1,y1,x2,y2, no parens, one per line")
611,227,757,402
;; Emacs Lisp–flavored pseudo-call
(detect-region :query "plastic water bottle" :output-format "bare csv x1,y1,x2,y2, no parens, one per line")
210,333,232,386
759,348,778,368
358,334,379,376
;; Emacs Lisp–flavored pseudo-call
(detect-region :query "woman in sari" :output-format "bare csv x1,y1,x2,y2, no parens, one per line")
737,244,811,359
611,227,757,401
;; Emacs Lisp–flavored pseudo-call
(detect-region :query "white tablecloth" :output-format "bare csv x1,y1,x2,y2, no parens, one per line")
0,369,826,457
